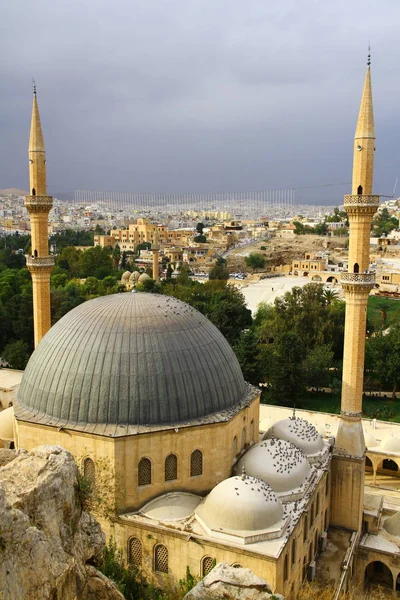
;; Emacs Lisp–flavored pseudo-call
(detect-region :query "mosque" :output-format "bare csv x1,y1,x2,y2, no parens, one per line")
3,55,400,598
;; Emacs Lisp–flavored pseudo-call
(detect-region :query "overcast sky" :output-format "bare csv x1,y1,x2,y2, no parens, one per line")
1,0,399,204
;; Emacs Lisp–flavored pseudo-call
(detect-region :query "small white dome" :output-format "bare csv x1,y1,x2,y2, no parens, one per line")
121,271,131,281
364,431,377,448
0,407,14,441
138,272,151,282
265,417,324,455
129,271,141,282
196,475,283,532
236,440,310,493
380,435,400,453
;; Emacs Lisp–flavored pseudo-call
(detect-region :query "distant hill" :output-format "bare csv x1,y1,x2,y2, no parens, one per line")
0,188,27,196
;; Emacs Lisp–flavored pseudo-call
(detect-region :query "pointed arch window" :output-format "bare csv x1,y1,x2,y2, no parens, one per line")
201,556,214,577
128,537,142,566
357,185,363,195
165,453,178,481
241,427,246,450
232,436,238,461
190,450,203,477
138,457,151,486
250,419,254,443
83,457,96,491
154,544,168,573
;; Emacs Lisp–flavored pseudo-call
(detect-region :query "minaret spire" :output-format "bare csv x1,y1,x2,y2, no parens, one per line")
24,86,54,347
331,59,380,532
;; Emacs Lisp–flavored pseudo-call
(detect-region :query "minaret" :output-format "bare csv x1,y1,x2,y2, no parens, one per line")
331,52,380,531
25,85,54,347
152,226,160,282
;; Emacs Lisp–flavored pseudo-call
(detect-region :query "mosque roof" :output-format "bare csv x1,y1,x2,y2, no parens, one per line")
236,439,311,494
380,435,400,453
196,474,283,533
15,293,248,435
265,416,325,456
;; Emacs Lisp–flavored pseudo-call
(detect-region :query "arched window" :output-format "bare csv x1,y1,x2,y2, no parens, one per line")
325,476,329,497
357,185,363,195
165,453,178,481
232,436,238,460
315,531,319,557
83,457,96,490
232,563,242,568
250,419,254,443
303,515,308,542
284,554,288,580
138,457,152,486
154,544,168,574
241,427,246,450
325,509,328,530
190,450,203,477
128,537,142,566
366,457,373,467
201,556,214,577
316,493,320,516
354,263,359,274
32,188,36,196
291,539,296,565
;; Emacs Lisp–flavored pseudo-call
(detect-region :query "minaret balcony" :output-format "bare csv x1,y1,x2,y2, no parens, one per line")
343,194,380,209
26,255,55,269
24,196,53,212
340,272,375,285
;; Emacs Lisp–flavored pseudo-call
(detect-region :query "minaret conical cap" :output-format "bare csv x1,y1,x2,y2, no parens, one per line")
29,90,45,153
355,66,374,140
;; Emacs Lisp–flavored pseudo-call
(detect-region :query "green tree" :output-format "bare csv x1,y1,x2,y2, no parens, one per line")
196,222,205,234
268,331,304,404
244,253,266,272
374,298,392,330
234,328,265,386
209,257,229,281
1,340,30,370
367,325,400,398
78,246,113,278
302,344,334,390
194,234,207,243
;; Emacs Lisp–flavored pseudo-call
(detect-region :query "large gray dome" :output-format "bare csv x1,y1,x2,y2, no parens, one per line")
16,293,247,433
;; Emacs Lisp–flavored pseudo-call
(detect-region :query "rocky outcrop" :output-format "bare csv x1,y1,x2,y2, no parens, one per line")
183,563,284,599
0,445,124,600
0,448,15,467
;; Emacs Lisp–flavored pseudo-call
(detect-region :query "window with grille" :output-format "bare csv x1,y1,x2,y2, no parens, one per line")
190,450,203,477
128,537,142,566
291,539,296,565
241,427,246,450
83,457,96,490
232,436,238,460
303,515,308,542
250,419,254,443
154,544,168,573
138,457,152,486
202,556,214,577
165,454,178,481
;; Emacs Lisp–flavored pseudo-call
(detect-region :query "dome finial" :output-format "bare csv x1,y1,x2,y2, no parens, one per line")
292,403,296,420
32,78,36,96
367,44,371,67
241,464,246,480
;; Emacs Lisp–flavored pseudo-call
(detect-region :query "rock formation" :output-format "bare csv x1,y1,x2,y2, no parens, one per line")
0,445,123,600
183,563,284,599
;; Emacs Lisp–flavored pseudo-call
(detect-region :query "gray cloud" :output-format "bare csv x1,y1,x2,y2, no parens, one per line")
1,0,399,204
